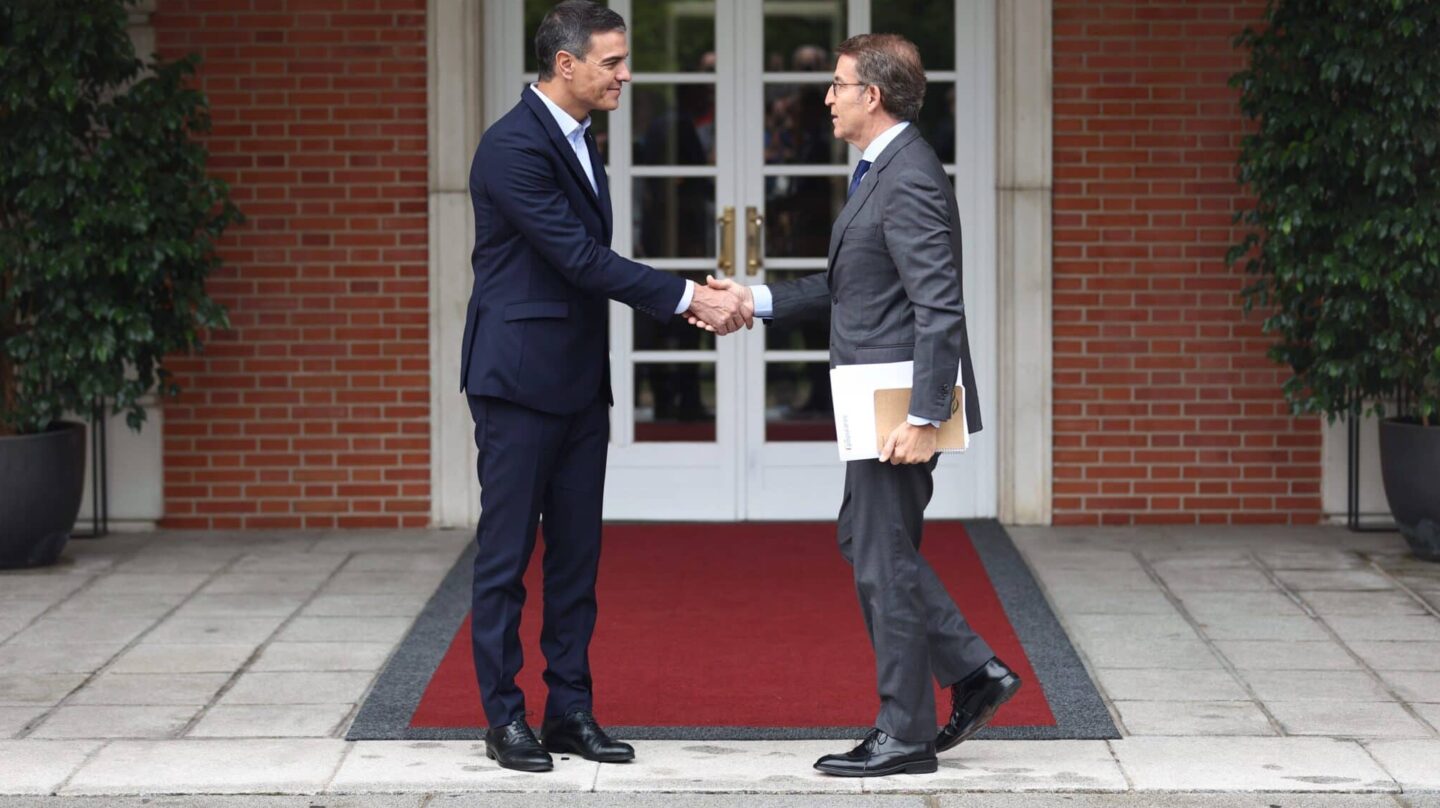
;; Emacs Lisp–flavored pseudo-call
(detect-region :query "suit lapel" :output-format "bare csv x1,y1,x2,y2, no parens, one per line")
521,91,604,218
827,127,923,272
585,129,613,240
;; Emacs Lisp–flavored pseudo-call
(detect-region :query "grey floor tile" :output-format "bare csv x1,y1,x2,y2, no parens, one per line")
1043,587,1180,615
1110,737,1397,791
0,705,46,737
1378,670,1440,702
1193,614,1332,641
45,594,186,619
300,594,431,618
1113,700,1275,736
199,573,331,596
68,673,230,706
61,739,348,794
321,572,451,596
272,616,416,645
188,704,354,738
1242,670,1395,702
866,739,1126,792
1266,701,1432,738
1066,613,1200,643
939,797,1399,808
144,616,287,646
1179,592,1307,618
30,705,199,739
0,739,103,794
1159,568,1279,593
1276,570,1395,591
1363,739,1440,790
218,671,376,705
1326,616,1440,642
0,798,426,808
5,617,155,647
0,673,86,705
108,643,259,675
1093,669,1249,702
83,574,211,597
249,642,393,672
1347,641,1440,671
1213,640,1362,671
171,594,307,618
229,554,350,574
1303,592,1431,616
330,740,599,792
0,644,123,675
1076,637,1222,670
1409,701,1440,728
591,740,856,793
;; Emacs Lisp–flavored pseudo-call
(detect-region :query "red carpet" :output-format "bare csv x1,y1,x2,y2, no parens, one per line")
410,522,1055,730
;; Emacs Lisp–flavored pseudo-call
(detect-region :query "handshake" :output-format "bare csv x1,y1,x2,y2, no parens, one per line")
684,276,756,335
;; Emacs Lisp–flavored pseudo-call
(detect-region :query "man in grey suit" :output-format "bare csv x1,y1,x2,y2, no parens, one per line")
700,34,1021,777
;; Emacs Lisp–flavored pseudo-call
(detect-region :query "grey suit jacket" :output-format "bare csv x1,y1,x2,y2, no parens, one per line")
768,126,982,431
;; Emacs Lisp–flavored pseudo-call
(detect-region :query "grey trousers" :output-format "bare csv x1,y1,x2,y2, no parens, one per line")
836,457,996,742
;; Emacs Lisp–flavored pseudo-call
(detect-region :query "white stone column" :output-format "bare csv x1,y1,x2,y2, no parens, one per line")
996,0,1053,525
428,0,485,528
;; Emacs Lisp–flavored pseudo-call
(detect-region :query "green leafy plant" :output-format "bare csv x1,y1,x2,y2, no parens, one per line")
1230,0,1440,425
0,0,240,436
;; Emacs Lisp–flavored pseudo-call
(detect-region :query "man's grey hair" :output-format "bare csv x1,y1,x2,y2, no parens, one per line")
534,1,627,81
836,33,926,122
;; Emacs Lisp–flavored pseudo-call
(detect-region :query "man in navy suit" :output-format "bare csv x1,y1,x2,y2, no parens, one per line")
461,0,747,773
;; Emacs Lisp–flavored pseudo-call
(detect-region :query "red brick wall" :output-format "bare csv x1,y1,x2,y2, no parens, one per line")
153,0,430,529
1051,1,1322,525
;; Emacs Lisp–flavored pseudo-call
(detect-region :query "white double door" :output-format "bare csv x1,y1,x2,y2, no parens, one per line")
482,0,997,521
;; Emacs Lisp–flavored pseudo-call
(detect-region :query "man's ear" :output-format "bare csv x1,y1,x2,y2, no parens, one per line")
554,50,576,80
866,84,882,112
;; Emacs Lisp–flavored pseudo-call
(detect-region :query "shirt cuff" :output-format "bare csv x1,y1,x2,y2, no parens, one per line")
752,284,774,319
673,279,696,315
907,414,941,428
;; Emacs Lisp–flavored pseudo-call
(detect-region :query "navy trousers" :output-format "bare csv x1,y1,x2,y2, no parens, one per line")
467,393,608,727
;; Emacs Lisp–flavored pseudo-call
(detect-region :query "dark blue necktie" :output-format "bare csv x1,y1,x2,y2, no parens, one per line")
848,159,872,198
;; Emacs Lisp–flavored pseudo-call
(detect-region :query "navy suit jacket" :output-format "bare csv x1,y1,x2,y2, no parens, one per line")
461,90,686,415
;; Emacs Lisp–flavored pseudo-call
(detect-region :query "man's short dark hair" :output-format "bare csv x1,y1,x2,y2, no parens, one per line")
535,1,627,81
836,33,926,122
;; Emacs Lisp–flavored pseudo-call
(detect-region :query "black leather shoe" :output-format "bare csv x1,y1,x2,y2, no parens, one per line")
541,710,635,763
813,728,938,777
936,657,1023,752
484,718,553,772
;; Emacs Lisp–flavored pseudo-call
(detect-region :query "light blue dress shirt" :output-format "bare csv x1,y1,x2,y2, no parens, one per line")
528,85,695,315
751,121,937,428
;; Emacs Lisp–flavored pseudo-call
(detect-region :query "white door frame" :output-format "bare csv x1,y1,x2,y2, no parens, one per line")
426,0,1054,527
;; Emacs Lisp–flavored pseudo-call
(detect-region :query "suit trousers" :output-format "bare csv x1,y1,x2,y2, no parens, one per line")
837,457,996,742
467,393,608,727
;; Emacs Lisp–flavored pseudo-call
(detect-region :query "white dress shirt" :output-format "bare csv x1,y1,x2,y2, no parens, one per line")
528,85,695,315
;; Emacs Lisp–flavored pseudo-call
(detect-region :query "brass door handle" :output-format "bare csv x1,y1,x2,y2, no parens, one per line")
745,205,763,276
717,206,736,276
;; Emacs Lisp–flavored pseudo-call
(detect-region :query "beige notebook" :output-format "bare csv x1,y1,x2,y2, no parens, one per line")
873,386,970,454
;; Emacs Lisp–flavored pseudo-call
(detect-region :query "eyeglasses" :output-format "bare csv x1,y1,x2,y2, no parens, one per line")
830,79,868,92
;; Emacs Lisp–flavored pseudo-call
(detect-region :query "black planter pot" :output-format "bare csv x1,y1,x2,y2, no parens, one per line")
0,421,86,569
1379,418,1440,562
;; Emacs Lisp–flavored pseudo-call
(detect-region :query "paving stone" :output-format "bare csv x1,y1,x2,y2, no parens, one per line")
330,740,598,792
1213,641,1362,671
0,644,123,675
1409,702,1440,728
4,617,155,647
1362,739,1440,791
108,643,259,675
940,797,1401,808
62,739,347,794
1242,671,1395,702
1178,592,1307,618
1112,700,1275,736
300,594,432,618
342,553,459,574
0,740,102,794
1302,592,1431,616
250,642,393,672
45,594,186,619
1110,737,1397,791
1265,701,1432,738
865,740,1127,792
1093,669,1249,702
1257,549,1370,570
1193,614,1332,641
217,671,376,705
1077,637,1222,670
170,594,307,618
1346,641,1440,671
68,673,230,706
321,572,451,596
1043,587,1179,615
1158,568,1278,593
188,704,354,738
272,616,416,645
0,577,91,600
83,574,211,597
30,705,199,739
229,554,350,574
0,674,86,705
1380,670,1440,703
1276,570,1395,591
592,740,857,793
1325,616,1440,642
0,798,427,808
0,705,46,737
199,573,332,596
1066,614,1200,643
144,616,287,645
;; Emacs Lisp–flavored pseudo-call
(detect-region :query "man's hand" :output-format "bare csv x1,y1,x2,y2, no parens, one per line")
879,422,938,465
686,276,753,334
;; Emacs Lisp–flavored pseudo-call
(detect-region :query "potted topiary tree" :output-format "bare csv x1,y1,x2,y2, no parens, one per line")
0,0,240,568
1230,0,1440,560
